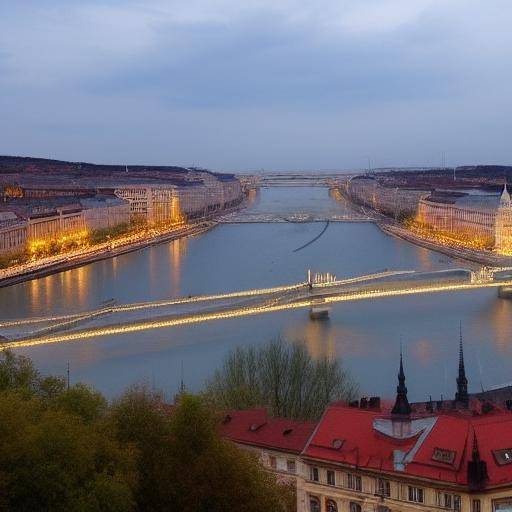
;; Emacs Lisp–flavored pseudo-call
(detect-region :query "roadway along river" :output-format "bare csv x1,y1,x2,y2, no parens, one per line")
1,186,512,402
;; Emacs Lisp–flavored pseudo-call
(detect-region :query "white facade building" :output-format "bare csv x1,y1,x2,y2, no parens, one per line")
416,185,512,253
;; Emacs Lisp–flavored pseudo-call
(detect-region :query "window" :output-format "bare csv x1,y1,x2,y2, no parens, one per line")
326,499,338,512
349,503,362,512
436,492,461,510
286,459,296,474
310,466,319,482
327,470,336,486
437,492,452,508
493,449,512,465
377,478,391,497
269,456,277,469
377,507,391,512
408,486,424,503
472,499,481,512
432,447,456,464
310,496,320,512
494,501,512,511
347,473,362,491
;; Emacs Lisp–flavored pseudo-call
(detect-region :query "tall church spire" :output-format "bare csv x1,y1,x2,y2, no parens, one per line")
455,323,469,404
391,346,411,416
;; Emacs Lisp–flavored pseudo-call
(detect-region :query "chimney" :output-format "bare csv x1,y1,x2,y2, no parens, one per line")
369,396,381,410
468,432,488,491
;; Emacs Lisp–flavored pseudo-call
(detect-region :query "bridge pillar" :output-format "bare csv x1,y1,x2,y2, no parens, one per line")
498,285,512,299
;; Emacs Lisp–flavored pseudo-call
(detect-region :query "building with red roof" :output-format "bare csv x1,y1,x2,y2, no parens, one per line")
220,407,316,484
219,343,512,512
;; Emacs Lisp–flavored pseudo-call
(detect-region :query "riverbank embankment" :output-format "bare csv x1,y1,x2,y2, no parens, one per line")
380,223,512,267
0,221,215,289
338,177,512,267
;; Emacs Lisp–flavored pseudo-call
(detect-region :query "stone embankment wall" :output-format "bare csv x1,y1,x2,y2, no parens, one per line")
343,176,429,219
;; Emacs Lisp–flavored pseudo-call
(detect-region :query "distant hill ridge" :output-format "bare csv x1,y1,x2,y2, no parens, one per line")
0,155,192,176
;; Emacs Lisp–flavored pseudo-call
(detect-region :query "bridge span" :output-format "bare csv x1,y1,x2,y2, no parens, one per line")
218,212,374,223
2,267,512,349
237,172,355,188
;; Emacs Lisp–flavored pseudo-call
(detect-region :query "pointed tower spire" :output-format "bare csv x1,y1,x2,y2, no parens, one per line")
455,322,469,404
391,345,412,416
500,182,511,208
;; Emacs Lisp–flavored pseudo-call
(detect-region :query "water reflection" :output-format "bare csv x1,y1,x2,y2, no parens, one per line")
285,319,337,360
168,237,188,296
411,338,436,366
1,187,512,401
477,296,512,353
245,188,258,208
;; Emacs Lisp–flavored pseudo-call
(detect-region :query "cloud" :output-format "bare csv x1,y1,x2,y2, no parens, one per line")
1,0,512,169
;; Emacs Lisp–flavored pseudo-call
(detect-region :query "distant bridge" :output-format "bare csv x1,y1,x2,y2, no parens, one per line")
218,212,374,223
2,267,512,349
237,172,356,188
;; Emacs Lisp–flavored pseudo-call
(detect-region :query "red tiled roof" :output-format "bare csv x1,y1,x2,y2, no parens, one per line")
302,403,512,488
219,408,316,454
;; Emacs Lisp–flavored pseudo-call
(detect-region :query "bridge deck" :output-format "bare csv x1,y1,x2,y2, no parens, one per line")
2,268,511,349
218,212,374,223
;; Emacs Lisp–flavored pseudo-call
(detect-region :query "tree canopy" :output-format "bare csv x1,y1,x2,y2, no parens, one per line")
204,337,358,420
0,350,295,512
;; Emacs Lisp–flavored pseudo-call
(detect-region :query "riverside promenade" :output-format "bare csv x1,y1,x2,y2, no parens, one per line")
0,221,215,289
380,223,512,267
337,185,512,268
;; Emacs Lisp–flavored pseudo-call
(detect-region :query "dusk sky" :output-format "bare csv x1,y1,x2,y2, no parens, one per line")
1,0,512,171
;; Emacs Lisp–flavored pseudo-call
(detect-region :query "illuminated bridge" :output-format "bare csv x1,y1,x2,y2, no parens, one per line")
2,267,512,349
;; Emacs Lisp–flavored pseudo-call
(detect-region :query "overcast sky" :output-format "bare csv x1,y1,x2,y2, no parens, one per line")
1,0,511,171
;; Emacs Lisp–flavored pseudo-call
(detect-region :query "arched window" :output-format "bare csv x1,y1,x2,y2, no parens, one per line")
309,496,320,512
326,499,338,512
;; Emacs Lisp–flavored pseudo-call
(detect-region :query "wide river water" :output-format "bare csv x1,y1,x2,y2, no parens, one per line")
1,187,512,402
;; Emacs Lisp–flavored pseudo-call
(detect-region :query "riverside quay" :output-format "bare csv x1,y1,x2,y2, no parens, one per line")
0,156,243,257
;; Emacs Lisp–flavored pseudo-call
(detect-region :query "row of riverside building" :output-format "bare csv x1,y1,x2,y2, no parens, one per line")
416,186,512,253
344,176,512,255
0,165,243,257
220,340,512,512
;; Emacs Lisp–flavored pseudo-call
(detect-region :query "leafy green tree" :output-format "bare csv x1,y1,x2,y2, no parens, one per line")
0,350,42,395
161,394,294,512
54,383,108,423
108,385,171,511
205,337,358,420
0,392,136,512
0,352,297,511
108,389,294,512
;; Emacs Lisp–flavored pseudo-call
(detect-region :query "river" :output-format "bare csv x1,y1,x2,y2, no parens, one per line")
1,186,511,402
